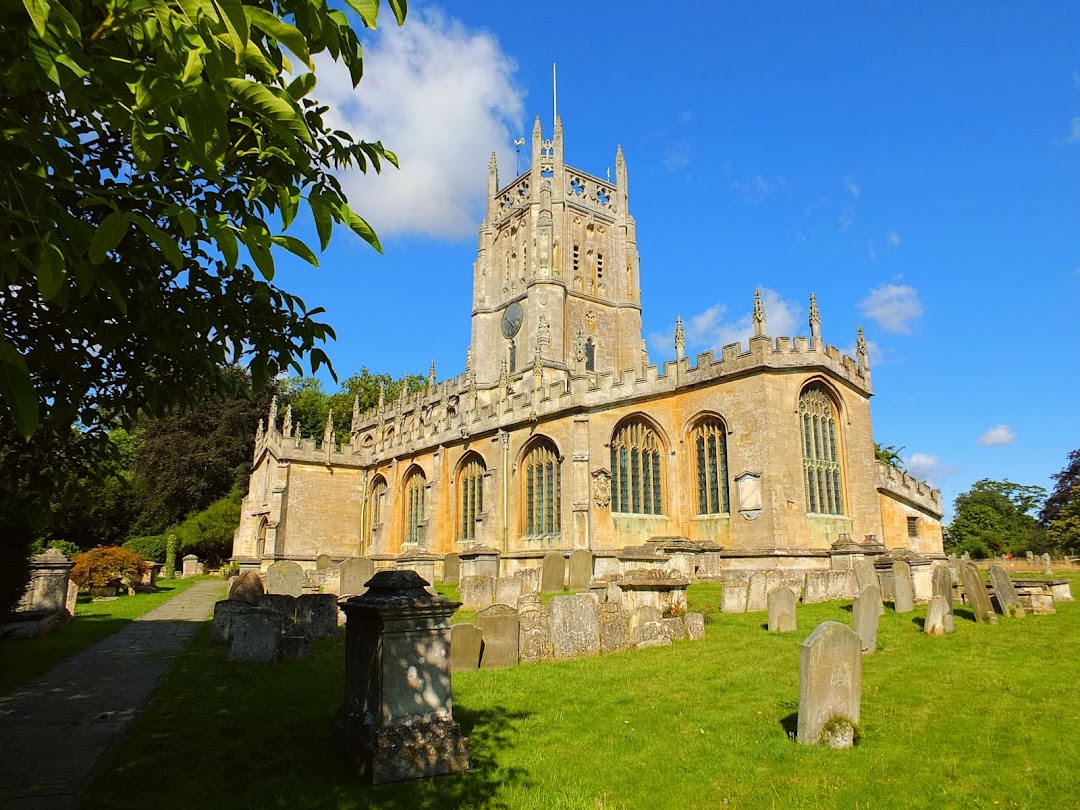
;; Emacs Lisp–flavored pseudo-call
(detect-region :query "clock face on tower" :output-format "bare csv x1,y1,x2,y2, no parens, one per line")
501,301,524,338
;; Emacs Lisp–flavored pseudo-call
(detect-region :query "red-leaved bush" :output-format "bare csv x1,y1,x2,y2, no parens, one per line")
70,547,149,588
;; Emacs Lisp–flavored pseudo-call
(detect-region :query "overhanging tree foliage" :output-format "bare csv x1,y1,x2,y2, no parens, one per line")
0,0,407,614
1040,449,1080,555
944,479,1047,558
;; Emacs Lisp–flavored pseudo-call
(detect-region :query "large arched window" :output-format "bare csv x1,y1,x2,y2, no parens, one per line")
691,417,729,515
369,476,387,529
611,420,664,514
800,384,844,515
458,455,485,542
403,468,426,544
522,440,561,536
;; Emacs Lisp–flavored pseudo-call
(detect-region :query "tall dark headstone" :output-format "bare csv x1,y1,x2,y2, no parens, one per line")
476,604,520,668
987,564,1025,618
851,584,880,654
797,622,861,748
767,585,797,632
541,553,566,593
443,553,460,585
892,561,914,613
960,562,998,625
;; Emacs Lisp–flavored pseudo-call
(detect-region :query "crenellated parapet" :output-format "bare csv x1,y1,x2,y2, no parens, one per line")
874,461,942,518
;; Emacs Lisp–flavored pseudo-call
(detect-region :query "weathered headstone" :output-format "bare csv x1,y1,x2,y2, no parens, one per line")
316,553,333,570
924,595,949,636
1042,553,1053,575
459,575,495,611
340,557,375,596
598,603,630,652
211,599,250,646
685,612,706,640
851,584,880,654
295,593,339,639
451,623,483,671
476,604,520,668
335,571,468,783
803,571,828,603
987,564,1025,618
443,553,460,585
628,605,670,648
228,570,265,604
960,562,998,624
279,634,310,661
549,593,601,659
568,549,593,591
517,595,554,662
892,561,914,613
495,574,523,607
767,585,797,632
182,554,199,578
662,616,688,641
747,572,769,612
721,582,748,613
227,607,282,662
932,565,955,633
266,560,305,597
541,553,566,593
853,558,878,591
1026,550,1034,563
256,593,297,634
65,579,78,617
797,622,861,748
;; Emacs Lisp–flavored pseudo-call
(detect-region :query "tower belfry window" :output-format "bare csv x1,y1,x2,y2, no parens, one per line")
596,251,604,280
509,340,517,373
585,339,595,372
573,243,580,273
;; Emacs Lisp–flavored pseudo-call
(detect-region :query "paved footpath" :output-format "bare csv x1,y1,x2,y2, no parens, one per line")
0,579,226,809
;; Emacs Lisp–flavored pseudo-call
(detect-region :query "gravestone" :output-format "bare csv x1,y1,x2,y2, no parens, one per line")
295,593,339,639
767,585,797,632
932,565,955,633
495,574,523,607
628,605,670,648
516,567,540,594
803,571,828,603
541,553,566,593
960,562,998,624
443,553,460,585
924,595,949,636
568,549,594,591
797,622,861,748
747,572,769,612
316,554,333,570
1026,551,1034,563
685,612,705,640
279,635,310,661
211,600,250,646
228,571,265,604
1042,553,1052,575
182,554,200,578
340,557,375,596
476,604,520,668
853,558,878,591
65,579,78,617
549,594,601,659
721,582,748,613
598,603,630,653
662,616,688,641
459,575,496,611
266,560,305,597
256,593,297,634
892,561,914,613
987,564,1025,618
451,623,483,672
851,585,880,654
517,595,554,662
336,571,468,783
227,607,282,662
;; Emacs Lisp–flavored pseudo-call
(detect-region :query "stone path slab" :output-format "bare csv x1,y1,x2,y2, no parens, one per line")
0,579,226,808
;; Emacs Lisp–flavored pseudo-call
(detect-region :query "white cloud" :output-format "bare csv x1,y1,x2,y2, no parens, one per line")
858,283,923,334
1060,116,1080,144
887,229,903,247
1074,69,1080,90
312,10,525,238
648,289,803,358
903,452,958,487
663,140,691,171
844,177,860,199
979,424,1016,446
730,175,788,204
838,207,855,233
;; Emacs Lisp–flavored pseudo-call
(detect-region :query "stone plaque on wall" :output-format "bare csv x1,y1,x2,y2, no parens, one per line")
736,472,762,520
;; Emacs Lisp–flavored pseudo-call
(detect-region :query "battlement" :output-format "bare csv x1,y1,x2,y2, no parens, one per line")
874,461,942,517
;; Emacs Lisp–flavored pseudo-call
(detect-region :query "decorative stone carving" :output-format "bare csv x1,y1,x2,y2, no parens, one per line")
591,468,611,510
735,471,763,520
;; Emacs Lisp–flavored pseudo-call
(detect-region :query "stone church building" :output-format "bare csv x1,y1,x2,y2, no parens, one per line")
231,118,943,577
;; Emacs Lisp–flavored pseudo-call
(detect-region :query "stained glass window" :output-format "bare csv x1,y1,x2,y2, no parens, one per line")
610,421,663,514
692,419,729,514
800,385,844,515
523,441,561,536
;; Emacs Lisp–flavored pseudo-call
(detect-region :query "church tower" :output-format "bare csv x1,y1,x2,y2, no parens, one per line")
469,118,643,386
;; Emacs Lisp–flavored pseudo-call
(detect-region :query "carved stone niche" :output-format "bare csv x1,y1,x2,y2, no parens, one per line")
735,471,763,521
591,468,611,510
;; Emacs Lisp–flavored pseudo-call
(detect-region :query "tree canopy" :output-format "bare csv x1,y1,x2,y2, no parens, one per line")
1040,449,1080,555
944,479,1047,558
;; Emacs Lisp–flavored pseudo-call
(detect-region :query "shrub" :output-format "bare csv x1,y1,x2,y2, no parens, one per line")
219,561,240,578
29,538,82,559
123,535,168,563
70,547,149,588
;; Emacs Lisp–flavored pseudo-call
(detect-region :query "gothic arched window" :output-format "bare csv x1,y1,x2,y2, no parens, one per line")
691,418,729,515
509,340,517,374
403,468,426,544
611,420,664,514
585,339,595,372
800,384,845,515
370,476,387,528
523,440,561,537
458,456,485,542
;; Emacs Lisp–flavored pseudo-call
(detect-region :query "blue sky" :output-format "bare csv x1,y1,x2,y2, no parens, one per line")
271,1,1080,519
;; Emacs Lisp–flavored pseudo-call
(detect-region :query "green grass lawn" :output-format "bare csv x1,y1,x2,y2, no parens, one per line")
0,577,198,696
86,576,1080,809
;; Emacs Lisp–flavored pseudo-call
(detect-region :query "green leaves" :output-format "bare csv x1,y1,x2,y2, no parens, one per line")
0,338,38,440
223,78,312,145
340,203,382,253
246,7,312,69
89,212,132,264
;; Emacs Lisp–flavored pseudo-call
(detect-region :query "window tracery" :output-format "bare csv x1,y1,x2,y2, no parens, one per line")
523,440,561,537
800,384,844,515
458,457,485,542
691,418,729,515
610,420,664,514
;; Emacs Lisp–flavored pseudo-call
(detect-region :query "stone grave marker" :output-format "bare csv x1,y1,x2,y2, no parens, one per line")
182,554,200,578
296,593,339,639
853,558,878,591
598,603,629,653
256,593,297,634
662,616,688,641
568,549,593,590
266,560,305,597
1026,550,1034,562
541,553,566,593
316,554,333,570
460,575,496,611
451,623,483,672
1042,553,1053,575
851,584,880,654
443,553,460,585
767,585,797,632
279,635,310,660
476,604,520,668
721,581,748,613
228,571,265,604
960,562,998,624
803,571,828,603
495,573,523,607
797,621,861,748
549,593,601,659
932,565,955,633
517,567,540,594
65,579,78,617
987,564,1025,618
211,600,249,646
628,605,670,648
892,561,914,613
685,613,706,640
924,595,950,636
747,572,769,612
227,607,282,662
517,594,553,662
340,557,375,596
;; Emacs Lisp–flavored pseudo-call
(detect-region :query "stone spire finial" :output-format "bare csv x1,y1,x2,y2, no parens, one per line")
752,287,766,338
641,339,649,370
856,325,870,371
283,404,293,438
256,417,264,445
351,395,361,434
377,381,385,409
323,408,334,446
809,292,821,342
428,359,436,389
465,346,473,374
268,395,278,433
675,316,685,360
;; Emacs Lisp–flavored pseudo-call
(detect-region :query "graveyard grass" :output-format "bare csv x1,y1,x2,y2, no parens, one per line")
86,577,1080,809
0,577,198,696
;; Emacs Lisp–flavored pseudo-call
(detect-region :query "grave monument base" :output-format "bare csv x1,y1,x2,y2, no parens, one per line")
335,712,469,785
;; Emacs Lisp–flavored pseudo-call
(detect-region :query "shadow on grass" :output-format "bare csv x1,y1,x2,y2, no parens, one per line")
779,711,799,740
954,606,976,623
911,616,926,630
